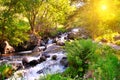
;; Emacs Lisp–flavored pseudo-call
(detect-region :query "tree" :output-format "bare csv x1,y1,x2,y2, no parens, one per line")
0,0,29,45
21,0,74,35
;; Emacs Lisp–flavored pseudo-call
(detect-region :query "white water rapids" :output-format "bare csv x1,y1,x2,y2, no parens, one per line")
7,51,66,80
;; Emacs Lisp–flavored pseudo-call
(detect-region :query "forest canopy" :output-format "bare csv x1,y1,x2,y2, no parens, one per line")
0,0,120,45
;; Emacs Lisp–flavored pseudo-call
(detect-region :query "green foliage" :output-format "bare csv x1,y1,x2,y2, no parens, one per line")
0,0,30,45
90,45,120,80
51,27,67,37
0,0,75,45
64,39,98,78
21,0,74,34
0,64,13,80
8,20,29,46
40,74,73,80
95,32,119,43
39,25,67,38
64,39,120,80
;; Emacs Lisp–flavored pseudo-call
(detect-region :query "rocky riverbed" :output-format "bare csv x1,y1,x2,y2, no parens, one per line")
1,27,120,80
0,43,67,80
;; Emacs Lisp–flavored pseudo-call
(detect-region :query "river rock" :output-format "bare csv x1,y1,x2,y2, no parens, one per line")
4,41,15,54
56,42,65,46
22,57,40,68
22,57,29,68
38,56,46,63
60,57,68,67
42,53,50,58
45,44,63,53
51,55,57,60
0,41,15,54
29,60,39,67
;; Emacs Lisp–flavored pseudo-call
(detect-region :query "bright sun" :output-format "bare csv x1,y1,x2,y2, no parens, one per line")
101,5,107,11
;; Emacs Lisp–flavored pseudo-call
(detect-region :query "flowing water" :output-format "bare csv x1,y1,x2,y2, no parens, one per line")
5,33,68,80
1,29,84,80
7,51,66,80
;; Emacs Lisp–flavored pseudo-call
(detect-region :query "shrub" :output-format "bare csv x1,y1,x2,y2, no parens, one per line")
90,45,120,80
64,39,120,80
64,39,98,78
0,64,13,79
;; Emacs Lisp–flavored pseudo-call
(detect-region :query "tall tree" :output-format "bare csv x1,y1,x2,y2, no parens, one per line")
21,0,74,34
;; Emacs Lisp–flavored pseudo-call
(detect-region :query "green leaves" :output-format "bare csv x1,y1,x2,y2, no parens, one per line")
0,0,75,45
65,39,98,78
0,0,30,45
65,39,120,79
0,64,13,80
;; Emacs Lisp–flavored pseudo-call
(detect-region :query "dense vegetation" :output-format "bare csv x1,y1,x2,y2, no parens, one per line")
41,39,120,80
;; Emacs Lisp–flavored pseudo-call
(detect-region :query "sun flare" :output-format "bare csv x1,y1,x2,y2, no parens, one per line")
101,5,107,11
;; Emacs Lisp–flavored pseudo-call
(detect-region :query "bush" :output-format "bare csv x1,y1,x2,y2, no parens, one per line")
90,45,120,80
0,64,13,79
64,39,98,78
64,39,120,80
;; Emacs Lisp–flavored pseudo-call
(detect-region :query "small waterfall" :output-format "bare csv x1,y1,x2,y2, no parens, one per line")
47,38,53,44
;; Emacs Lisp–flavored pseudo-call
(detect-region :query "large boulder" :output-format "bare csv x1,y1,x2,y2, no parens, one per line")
0,41,15,54
4,41,15,54
22,57,40,68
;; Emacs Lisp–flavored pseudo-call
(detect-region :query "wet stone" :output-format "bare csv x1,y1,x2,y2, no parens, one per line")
42,53,50,58
60,57,68,67
39,56,46,63
22,57,29,68
51,55,57,60
29,60,39,67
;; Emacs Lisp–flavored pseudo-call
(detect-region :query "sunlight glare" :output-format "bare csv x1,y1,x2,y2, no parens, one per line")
101,5,107,11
